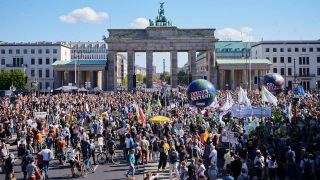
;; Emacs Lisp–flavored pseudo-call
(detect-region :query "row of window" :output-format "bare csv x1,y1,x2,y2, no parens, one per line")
30,69,51,78
273,67,293,76
71,49,107,53
266,47,320,53
0,58,57,65
31,82,51,90
71,54,107,59
273,67,315,76
268,56,320,64
0,48,58,54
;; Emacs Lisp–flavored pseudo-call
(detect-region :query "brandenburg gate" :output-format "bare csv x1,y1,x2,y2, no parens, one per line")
104,3,218,91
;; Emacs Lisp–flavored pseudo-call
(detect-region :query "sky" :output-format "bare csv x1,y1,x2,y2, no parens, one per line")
1,0,320,72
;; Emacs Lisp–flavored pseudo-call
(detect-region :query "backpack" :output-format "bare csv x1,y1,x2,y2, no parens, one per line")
304,159,312,175
170,151,178,163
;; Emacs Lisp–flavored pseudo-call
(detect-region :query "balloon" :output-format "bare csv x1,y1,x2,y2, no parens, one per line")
261,73,285,94
186,79,216,108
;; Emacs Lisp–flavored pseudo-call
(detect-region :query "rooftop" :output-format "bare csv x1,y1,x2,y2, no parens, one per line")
52,59,107,66
217,58,272,65
252,40,320,47
0,41,70,48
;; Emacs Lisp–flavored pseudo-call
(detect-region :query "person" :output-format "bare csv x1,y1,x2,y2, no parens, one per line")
38,144,53,178
126,148,135,178
97,134,104,153
300,153,314,179
209,145,217,165
267,154,277,180
179,161,188,180
208,162,218,180
158,140,169,172
107,138,116,163
81,138,91,166
197,159,206,179
56,136,66,165
285,146,296,179
125,134,134,161
69,146,80,177
237,168,249,180
152,137,159,162
140,136,150,165
168,147,179,180
26,157,39,180
89,139,96,165
223,170,234,180
4,154,15,180
188,159,197,180
21,150,33,180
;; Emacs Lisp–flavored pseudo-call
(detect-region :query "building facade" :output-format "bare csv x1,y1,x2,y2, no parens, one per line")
70,42,108,60
195,41,271,90
0,42,70,90
251,40,320,90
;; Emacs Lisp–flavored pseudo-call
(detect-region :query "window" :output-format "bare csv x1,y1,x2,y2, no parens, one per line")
16,49,20,54
288,68,292,75
46,58,50,64
53,58,57,63
9,49,12,54
38,49,42,54
280,48,284,52
317,48,320,52
31,49,35,54
265,48,269,52
31,69,35,77
309,48,313,52
306,57,309,64
273,48,277,52
280,57,284,63
295,48,299,52
31,58,35,65
20,58,24,65
287,48,291,52
288,81,292,89
23,49,28,54
39,82,42,90
46,49,50,54
38,69,42,78
288,57,292,63
38,58,42,65
46,82,50,89
302,48,306,52
1,58,5,65
46,69,50,78
53,49,57,54
318,68,320,76
13,58,16,67
1,49,5,54
299,57,302,64
273,57,277,63
273,68,277,73
317,57,320,63
281,68,285,75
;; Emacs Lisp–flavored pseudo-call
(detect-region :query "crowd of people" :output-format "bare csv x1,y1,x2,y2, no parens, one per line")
0,86,319,180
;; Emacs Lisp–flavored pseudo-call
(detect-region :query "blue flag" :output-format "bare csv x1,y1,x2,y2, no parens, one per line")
298,85,305,96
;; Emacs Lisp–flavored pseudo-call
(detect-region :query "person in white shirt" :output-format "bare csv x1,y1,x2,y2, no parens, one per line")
97,135,104,153
197,159,206,178
38,145,53,178
209,145,217,165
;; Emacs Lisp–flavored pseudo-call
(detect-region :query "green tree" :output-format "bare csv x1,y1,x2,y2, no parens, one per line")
160,72,170,84
177,70,189,86
122,75,128,86
136,74,145,82
0,70,12,90
11,69,26,88
0,70,26,90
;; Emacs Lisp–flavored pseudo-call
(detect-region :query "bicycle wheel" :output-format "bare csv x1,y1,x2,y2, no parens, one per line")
111,155,120,165
97,153,107,164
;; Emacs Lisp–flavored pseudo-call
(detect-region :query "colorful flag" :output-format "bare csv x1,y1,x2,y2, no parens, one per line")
285,103,293,123
298,85,306,96
261,86,278,106
157,96,162,107
138,106,146,125
146,101,151,117
238,87,251,107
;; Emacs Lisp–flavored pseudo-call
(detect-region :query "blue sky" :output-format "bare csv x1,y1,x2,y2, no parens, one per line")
1,0,319,72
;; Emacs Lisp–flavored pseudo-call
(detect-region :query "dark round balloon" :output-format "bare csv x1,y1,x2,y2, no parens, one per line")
261,73,285,94
186,79,216,108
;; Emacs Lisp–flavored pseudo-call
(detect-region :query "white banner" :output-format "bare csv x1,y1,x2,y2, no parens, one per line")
34,112,47,118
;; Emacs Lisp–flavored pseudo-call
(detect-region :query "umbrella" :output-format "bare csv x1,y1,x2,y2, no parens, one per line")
149,116,171,124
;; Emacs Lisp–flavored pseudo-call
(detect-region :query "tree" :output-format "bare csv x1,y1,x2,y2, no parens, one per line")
122,75,128,86
177,70,189,86
0,70,26,90
160,72,170,84
136,74,145,83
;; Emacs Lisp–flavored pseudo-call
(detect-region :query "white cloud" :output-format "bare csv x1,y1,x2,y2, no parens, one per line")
59,7,108,24
216,27,254,42
129,17,149,29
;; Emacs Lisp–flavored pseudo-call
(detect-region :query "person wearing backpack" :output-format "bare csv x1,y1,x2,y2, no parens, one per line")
300,154,314,179
188,159,197,180
152,137,159,162
169,147,179,180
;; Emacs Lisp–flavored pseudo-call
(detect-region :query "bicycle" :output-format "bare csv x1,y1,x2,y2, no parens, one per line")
96,146,120,165
76,157,95,177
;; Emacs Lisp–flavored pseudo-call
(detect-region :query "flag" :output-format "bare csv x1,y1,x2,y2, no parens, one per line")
261,86,278,106
146,101,151,117
201,129,210,143
222,92,234,111
157,96,162,107
285,103,293,123
238,87,251,107
138,106,146,125
298,85,306,96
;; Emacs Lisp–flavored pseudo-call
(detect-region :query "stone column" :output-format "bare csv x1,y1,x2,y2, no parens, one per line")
54,71,62,88
219,70,224,90
107,51,117,91
78,71,83,88
102,70,107,91
127,50,135,91
188,50,197,81
170,50,178,88
231,69,235,90
207,49,217,87
242,69,247,86
92,71,97,88
146,50,153,88
89,71,94,89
